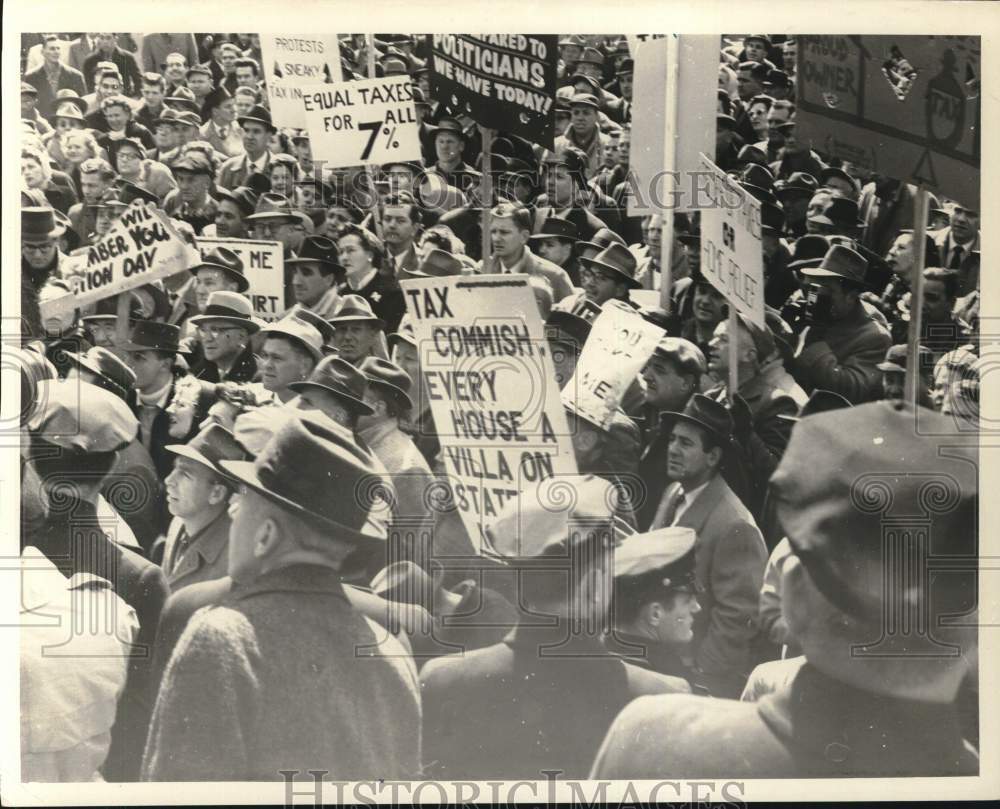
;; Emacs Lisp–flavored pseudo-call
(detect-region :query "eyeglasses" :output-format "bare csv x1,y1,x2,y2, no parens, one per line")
196,325,243,338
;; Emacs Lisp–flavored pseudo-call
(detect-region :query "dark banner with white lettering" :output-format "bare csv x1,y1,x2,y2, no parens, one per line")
428,34,558,148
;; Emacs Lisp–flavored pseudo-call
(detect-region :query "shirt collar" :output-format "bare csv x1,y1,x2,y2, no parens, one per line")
499,247,529,273
347,267,378,291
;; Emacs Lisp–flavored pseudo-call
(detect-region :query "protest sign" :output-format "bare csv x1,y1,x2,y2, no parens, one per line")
565,301,664,431
196,237,284,322
429,34,558,148
696,154,765,330
259,34,343,130
301,75,422,170
796,35,980,208
400,274,578,550
40,202,198,320
628,35,717,215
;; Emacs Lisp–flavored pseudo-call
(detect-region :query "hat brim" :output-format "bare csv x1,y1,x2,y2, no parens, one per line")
285,256,345,276
286,380,375,415
65,353,130,398
163,443,232,477
529,232,578,243
578,256,642,289
328,314,387,330
121,339,180,353
245,211,299,224
367,378,413,412
387,331,416,350
191,263,251,293
219,459,385,542
260,328,323,363
660,410,731,446
237,115,277,132
188,314,261,334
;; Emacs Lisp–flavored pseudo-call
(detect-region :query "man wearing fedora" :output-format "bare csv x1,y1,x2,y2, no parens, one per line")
22,206,69,293
421,475,688,780
788,244,891,404
258,318,323,404
190,290,259,383
142,414,421,781
426,117,481,194
529,216,581,285
283,235,343,320
205,184,257,239
216,104,275,191
161,423,247,591
648,394,768,698
594,403,978,778
479,202,574,303
327,294,389,366
289,355,374,435
578,242,642,308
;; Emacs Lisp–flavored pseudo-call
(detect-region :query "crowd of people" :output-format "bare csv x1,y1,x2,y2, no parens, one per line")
17,31,981,784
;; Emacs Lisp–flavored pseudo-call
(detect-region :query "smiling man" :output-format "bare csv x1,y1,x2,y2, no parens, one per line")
258,318,323,404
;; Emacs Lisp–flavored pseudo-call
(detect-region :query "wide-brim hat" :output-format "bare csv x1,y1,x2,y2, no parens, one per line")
220,413,389,542
190,246,249,293
661,393,734,446
260,318,324,363
387,314,417,350
121,319,181,353
403,248,464,279
65,347,136,401
801,243,868,286
22,207,65,240
574,227,626,256
290,308,337,348
189,291,260,334
237,104,277,132
285,235,344,276
529,217,579,243
328,294,386,330
360,357,413,411
288,357,375,415
578,242,642,289
165,423,248,477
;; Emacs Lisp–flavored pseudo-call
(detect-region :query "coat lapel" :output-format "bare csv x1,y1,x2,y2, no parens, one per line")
675,475,727,535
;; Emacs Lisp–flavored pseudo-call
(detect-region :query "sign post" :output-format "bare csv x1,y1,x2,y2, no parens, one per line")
480,125,493,265
905,186,931,406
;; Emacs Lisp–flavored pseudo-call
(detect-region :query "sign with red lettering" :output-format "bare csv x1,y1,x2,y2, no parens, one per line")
197,237,284,322
796,35,980,208
400,274,578,551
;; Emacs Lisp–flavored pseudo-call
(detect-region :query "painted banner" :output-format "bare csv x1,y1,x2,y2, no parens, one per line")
429,34,558,148
628,35,718,215
697,154,765,329
565,300,664,431
196,237,284,322
796,35,980,208
40,201,198,319
400,273,578,550
259,34,343,130
301,75,422,169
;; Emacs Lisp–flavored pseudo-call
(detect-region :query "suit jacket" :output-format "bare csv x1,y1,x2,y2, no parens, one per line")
477,248,574,303
141,564,422,781
82,46,143,96
338,272,407,333
24,63,87,120
68,35,96,73
216,150,274,191
128,381,181,483
192,341,258,383
199,119,245,158
420,625,690,780
591,662,978,779
934,227,980,298
790,300,892,404
384,243,420,281
651,474,767,696
162,510,232,592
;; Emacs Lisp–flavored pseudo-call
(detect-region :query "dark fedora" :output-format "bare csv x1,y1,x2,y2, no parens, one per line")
579,243,641,289
214,185,260,218
802,244,868,285
775,171,818,201
360,357,413,411
220,413,389,542
429,117,468,141
575,226,626,256
66,347,137,402
189,290,260,334
741,162,774,190
778,389,853,423
740,181,779,206
807,195,864,229
529,217,579,244
787,234,832,269
165,422,248,477
760,201,786,235
737,144,769,168
245,193,302,225
328,294,386,330
290,308,337,348
285,235,344,277
387,315,416,351
819,166,860,194
545,310,592,351
288,356,374,416
190,246,249,293
116,179,160,206
662,393,734,446
404,248,463,279
121,319,181,353
237,104,277,133
22,207,64,241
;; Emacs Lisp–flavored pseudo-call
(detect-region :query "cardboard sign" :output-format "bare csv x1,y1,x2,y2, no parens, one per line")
566,301,664,431
400,274,578,550
301,75,422,170
796,35,980,208
40,202,198,319
196,237,284,322
259,34,343,130
628,35,718,215
429,34,558,148
697,154,765,330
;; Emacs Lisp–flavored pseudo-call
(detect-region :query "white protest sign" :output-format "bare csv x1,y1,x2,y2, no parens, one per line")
196,237,285,322
566,301,664,430
400,274,578,551
259,34,343,130
40,201,198,319
697,154,765,329
301,75,422,170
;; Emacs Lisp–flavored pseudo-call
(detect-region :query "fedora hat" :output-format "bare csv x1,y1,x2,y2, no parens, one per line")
778,388,853,423
787,234,832,269
819,166,860,194
740,181,779,206
529,217,579,244
288,356,374,416
429,116,469,141
165,422,248,477
289,309,337,349
741,162,774,189
737,144,769,168
245,193,302,224
404,248,463,279
214,185,260,218
121,319,181,353
579,243,641,289
189,290,260,334
237,104,276,133
775,171,818,200
662,393,734,446
54,88,88,116
115,179,160,206
190,246,249,293
260,317,324,363
328,294,386,330
22,207,65,241
545,310,592,351
220,413,389,542
387,314,417,351
286,235,344,276
574,227,626,256
360,357,413,411
801,244,868,285
66,347,137,401
807,195,864,229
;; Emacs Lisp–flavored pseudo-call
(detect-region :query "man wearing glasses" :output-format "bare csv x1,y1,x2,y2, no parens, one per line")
189,290,259,383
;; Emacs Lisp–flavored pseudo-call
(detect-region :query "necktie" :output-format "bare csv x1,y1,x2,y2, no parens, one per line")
949,246,964,269
138,403,159,451
668,489,687,526
653,485,686,529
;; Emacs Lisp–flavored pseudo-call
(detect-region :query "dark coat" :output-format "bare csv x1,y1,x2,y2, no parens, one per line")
591,662,978,778
23,63,87,120
141,564,422,781
419,625,689,780
83,46,143,95
127,381,183,483
192,341,258,383
28,496,169,782
338,272,407,334
934,227,980,298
